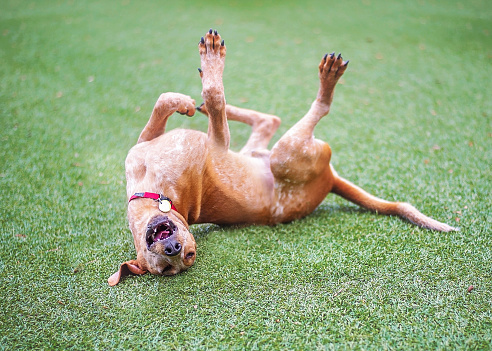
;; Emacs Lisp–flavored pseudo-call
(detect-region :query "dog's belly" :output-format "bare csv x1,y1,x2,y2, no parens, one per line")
196,151,275,225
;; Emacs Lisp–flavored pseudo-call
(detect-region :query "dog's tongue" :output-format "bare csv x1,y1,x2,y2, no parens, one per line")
155,230,171,241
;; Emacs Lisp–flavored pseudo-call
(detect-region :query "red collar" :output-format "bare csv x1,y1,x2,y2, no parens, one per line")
129,192,178,213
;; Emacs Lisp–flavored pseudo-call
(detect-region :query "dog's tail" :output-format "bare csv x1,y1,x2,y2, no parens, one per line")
331,171,457,232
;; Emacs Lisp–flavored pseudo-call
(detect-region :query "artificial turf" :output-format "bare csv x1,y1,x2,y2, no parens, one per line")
1,0,491,349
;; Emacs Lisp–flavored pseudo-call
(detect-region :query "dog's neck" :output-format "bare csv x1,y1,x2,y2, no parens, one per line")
128,192,189,229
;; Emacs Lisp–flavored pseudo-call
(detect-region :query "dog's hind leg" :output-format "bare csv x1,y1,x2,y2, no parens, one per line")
230,106,281,154
198,29,229,151
137,93,196,143
270,53,348,182
198,103,281,154
288,53,348,139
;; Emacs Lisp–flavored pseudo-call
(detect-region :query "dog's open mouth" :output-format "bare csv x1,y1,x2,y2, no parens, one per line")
146,216,177,249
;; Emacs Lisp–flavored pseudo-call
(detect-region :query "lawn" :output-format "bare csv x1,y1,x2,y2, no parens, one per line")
1,0,491,349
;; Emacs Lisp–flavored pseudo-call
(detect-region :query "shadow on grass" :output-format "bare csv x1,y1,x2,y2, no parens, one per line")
189,202,368,239
310,202,370,219
190,223,222,241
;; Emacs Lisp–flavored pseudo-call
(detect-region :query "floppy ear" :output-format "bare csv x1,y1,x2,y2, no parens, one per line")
108,260,147,286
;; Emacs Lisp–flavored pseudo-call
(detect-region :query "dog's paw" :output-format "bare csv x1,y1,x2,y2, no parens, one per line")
198,28,226,58
318,52,348,82
198,29,226,80
315,52,348,106
196,102,209,116
175,95,196,117
156,93,195,117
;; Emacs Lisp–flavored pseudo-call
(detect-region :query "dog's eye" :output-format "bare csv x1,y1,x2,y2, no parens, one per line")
186,251,195,259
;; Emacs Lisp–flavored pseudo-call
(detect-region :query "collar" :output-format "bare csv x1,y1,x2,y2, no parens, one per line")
129,192,178,213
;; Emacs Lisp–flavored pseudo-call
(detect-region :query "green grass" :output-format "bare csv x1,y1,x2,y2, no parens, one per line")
1,0,491,349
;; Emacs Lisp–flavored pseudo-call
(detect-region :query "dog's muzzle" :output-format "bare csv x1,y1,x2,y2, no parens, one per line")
145,216,181,256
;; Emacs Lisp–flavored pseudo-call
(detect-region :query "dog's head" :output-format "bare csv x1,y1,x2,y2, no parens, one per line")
108,197,196,286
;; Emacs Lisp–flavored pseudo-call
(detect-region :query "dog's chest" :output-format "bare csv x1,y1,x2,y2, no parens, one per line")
126,130,208,194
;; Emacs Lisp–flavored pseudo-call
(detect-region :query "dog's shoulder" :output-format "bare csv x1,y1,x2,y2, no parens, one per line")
128,128,207,156
126,128,209,184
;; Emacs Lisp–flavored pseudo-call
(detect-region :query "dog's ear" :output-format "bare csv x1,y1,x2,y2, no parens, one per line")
108,260,147,286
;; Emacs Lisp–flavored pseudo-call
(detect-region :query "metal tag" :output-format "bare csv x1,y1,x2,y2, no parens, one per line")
158,199,172,213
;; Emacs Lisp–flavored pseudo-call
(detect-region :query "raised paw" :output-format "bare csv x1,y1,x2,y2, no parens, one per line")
198,29,226,82
315,52,348,107
175,95,196,117
137,93,195,143
197,30,229,148
156,93,195,117
318,52,348,81
196,102,209,116
198,28,226,57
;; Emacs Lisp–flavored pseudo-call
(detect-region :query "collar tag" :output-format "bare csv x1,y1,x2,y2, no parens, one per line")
158,199,172,213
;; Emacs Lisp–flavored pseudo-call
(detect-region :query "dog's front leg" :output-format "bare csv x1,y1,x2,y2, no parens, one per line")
198,29,229,150
137,92,196,144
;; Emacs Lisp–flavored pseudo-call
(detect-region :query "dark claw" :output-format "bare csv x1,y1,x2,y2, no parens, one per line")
323,53,328,61
209,29,213,34
198,68,202,73
337,53,342,60
197,102,204,111
214,30,218,35
330,52,335,59
200,37,205,44
344,60,349,67
221,39,225,46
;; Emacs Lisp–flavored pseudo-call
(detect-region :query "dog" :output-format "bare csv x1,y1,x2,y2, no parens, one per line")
108,29,456,286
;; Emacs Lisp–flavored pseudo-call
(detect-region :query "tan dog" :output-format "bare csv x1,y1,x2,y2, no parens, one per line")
108,30,456,286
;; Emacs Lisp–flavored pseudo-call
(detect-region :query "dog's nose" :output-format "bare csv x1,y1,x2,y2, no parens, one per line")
164,239,182,256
